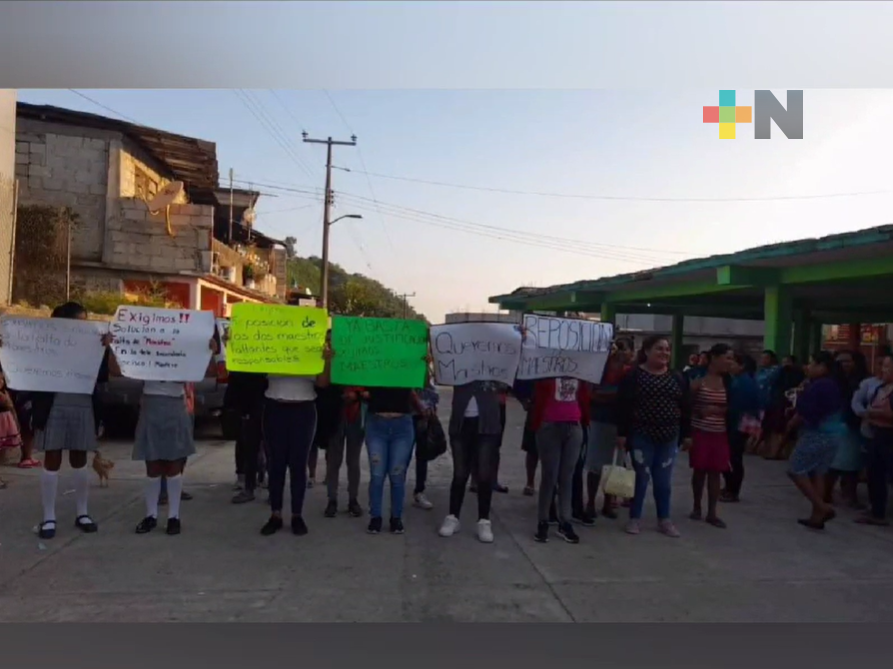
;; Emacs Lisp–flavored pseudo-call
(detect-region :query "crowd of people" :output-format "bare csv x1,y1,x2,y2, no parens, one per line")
1,300,892,545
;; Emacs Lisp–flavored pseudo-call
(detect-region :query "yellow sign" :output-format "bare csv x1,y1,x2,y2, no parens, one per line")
226,303,328,375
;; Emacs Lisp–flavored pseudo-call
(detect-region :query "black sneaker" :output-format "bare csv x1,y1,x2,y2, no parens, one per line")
578,510,596,527
390,517,405,534
291,516,309,536
166,518,181,535
558,522,580,544
348,499,364,518
534,521,550,543
260,516,283,536
324,500,338,518
136,517,157,534
232,490,255,504
181,492,193,502
367,516,383,534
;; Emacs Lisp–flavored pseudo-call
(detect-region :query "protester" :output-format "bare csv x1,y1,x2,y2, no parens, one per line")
722,353,761,502
439,380,506,543
616,335,691,538
257,327,333,537
365,376,427,535
4,302,112,540
323,385,366,518
226,371,268,504
823,350,868,509
512,379,539,496
9,388,39,468
529,376,590,544
0,371,23,451
753,350,782,455
784,351,847,530
583,337,634,522
855,354,893,527
688,343,734,528
686,352,709,381
764,356,806,460
469,385,510,495
412,371,439,511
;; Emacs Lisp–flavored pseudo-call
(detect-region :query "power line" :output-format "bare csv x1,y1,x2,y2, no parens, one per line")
68,89,139,123
334,166,893,203
321,89,396,255
241,90,317,181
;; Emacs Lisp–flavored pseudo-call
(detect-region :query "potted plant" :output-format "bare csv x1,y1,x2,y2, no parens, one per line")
243,263,256,289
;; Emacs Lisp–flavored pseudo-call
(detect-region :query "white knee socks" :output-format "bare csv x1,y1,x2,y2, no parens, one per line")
166,475,183,520
40,469,58,523
71,466,89,518
145,477,162,519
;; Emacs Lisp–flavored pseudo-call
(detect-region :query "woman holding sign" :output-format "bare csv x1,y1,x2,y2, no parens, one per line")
3,302,112,540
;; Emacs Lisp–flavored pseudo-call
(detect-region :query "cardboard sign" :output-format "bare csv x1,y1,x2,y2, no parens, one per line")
429,322,522,386
0,315,109,394
110,306,214,382
331,316,429,388
226,303,328,375
517,314,613,384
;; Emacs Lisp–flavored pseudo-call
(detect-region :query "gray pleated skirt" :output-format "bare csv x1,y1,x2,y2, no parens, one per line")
132,395,196,462
36,393,97,453
584,421,619,473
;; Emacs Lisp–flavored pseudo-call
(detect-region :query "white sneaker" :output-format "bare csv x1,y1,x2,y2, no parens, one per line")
477,519,494,543
413,492,434,510
439,515,460,537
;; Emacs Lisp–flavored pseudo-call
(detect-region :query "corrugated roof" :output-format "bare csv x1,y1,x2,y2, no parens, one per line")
16,102,219,191
492,224,893,303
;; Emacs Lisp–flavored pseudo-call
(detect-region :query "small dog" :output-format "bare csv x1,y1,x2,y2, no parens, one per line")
92,450,115,487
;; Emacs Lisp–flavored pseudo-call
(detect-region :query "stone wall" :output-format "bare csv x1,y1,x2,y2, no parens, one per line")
14,118,112,262
104,199,212,274
119,138,187,203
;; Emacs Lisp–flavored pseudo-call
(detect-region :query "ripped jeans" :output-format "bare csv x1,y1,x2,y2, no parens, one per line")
629,432,678,521
365,414,415,520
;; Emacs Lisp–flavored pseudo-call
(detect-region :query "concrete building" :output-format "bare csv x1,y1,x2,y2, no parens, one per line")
0,90,16,305
13,103,288,316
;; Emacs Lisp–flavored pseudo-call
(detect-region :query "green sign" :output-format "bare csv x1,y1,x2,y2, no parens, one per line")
226,303,328,375
331,316,429,388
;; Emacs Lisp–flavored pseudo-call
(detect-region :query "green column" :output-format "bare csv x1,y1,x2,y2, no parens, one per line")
763,285,793,357
600,303,616,325
671,313,684,370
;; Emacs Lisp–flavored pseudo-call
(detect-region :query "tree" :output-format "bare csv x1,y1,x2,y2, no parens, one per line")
284,236,297,259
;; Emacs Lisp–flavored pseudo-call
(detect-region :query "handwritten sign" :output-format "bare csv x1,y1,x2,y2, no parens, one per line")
226,303,327,375
517,314,613,384
0,316,109,394
430,322,522,386
331,316,429,388
111,306,214,382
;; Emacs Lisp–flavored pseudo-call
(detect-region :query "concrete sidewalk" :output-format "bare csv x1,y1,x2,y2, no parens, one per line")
2,397,893,622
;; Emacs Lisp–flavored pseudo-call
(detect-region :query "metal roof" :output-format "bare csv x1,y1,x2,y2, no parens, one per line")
492,224,893,303
16,102,219,191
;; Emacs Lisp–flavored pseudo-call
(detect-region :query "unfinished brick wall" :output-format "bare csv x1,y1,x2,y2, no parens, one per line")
104,199,213,273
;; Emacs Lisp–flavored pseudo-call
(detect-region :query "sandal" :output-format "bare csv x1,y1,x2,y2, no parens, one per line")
705,516,727,529
75,515,98,533
854,515,889,527
17,458,41,469
38,520,56,539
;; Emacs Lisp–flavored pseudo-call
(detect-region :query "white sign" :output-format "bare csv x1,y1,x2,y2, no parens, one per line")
517,314,613,384
110,306,214,382
0,316,109,394
216,319,230,363
430,322,522,386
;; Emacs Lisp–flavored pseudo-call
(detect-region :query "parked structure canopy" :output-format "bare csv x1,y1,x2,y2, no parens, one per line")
490,225,893,363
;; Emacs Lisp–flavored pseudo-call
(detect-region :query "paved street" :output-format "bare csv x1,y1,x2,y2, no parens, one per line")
2,390,893,622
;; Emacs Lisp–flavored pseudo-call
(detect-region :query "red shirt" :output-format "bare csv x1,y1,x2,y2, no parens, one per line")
530,378,590,432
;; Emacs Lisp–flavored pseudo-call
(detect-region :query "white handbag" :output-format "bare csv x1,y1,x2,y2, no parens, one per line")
600,448,636,500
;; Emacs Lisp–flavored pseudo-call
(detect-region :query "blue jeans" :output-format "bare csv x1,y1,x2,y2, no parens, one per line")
629,433,678,521
365,414,415,520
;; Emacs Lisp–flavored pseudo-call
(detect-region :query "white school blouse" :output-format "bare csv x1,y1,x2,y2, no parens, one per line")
265,375,317,402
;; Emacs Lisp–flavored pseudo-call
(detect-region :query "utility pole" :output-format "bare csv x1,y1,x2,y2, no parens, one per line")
302,133,357,309
228,168,234,244
399,292,416,319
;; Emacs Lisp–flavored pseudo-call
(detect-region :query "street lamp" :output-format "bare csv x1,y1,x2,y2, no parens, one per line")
320,214,363,309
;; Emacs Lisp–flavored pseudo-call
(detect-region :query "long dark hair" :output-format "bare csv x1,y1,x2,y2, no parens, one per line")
51,301,87,319
811,350,848,390
707,343,732,366
636,335,669,365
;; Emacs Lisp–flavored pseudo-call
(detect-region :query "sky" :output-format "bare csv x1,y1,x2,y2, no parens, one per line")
13,5,893,322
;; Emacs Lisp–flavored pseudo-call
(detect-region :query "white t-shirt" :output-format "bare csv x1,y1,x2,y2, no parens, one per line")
265,375,317,402
464,396,480,418
143,381,185,398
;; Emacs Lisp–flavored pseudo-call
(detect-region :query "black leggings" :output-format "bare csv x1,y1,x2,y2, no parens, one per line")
723,430,747,497
263,399,317,516
449,419,499,520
